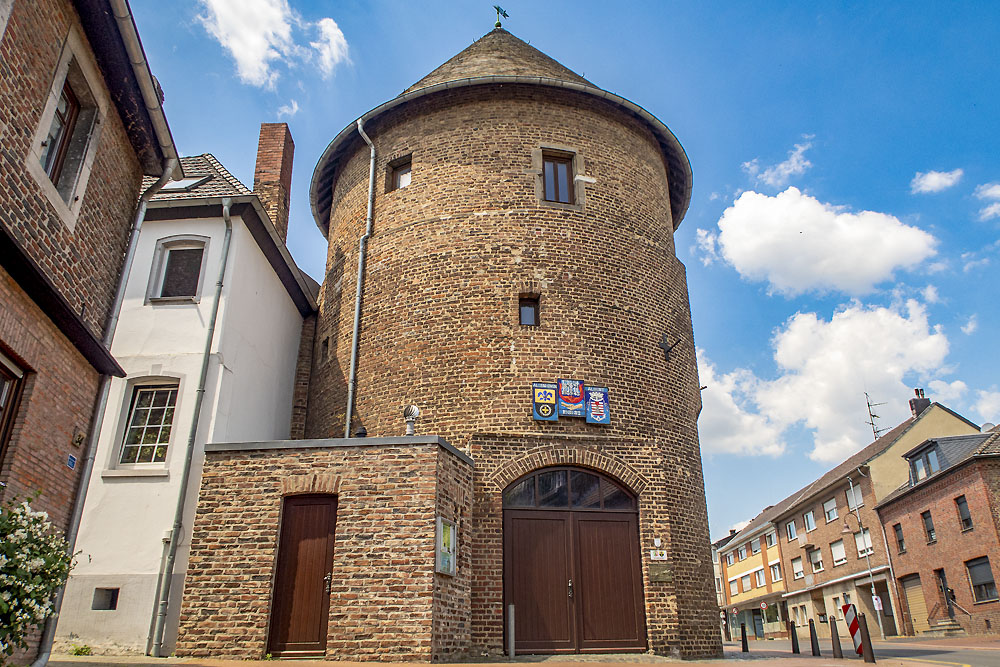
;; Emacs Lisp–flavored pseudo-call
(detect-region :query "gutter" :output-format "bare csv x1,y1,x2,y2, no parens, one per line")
151,198,234,656
343,119,376,439
108,0,182,179
31,156,178,667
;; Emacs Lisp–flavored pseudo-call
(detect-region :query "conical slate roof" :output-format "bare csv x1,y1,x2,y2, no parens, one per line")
310,28,692,236
405,28,592,93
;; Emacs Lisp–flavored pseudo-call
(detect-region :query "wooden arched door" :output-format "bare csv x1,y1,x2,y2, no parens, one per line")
502,467,646,654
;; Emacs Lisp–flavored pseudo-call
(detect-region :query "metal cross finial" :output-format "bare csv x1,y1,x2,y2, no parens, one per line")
494,5,508,28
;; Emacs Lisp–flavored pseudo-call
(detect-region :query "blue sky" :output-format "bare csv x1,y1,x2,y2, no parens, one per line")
130,1,1000,539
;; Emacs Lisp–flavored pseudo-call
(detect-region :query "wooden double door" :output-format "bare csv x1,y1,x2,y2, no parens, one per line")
503,468,647,653
268,495,338,657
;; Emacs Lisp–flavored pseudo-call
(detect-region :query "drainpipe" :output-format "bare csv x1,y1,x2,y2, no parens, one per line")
344,119,376,439
150,199,234,656
31,157,178,667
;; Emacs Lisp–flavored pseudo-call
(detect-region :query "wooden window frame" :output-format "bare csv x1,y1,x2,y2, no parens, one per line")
0,353,26,469
542,151,574,204
42,81,80,184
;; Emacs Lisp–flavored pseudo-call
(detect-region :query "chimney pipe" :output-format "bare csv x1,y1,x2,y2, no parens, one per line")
253,123,295,243
909,387,931,417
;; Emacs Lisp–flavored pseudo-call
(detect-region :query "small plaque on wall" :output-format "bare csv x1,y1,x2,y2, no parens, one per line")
649,563,672,583
436,516,457,576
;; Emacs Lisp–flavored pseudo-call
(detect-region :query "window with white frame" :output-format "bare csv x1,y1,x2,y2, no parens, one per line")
765,531,777,548
833,596,841,617
730,579,738,596
786,520,797,541
755,569,766,587
809,548,824,572
831,539,847,566
25,29,109,229
792,556,804,579
854,529,873,557
803,510,817,532
738,545,747,560
823,497,838,522
912,448,941,482
770,562,782,581
751,537,761,555
846,485,864,510
715,577,721,592
741,574,752,592
726,552,734,566
148,236,209,302
118,384,178,465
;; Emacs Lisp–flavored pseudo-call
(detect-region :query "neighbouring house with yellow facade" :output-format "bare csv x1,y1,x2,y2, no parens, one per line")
718,504,789,640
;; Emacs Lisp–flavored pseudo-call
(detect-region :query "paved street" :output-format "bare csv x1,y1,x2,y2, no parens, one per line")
44,635,1000,667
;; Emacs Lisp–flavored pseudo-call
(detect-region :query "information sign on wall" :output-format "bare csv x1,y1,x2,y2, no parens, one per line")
531,382,558,421
436,516,457,576
584,385,611,424
557,378,585,417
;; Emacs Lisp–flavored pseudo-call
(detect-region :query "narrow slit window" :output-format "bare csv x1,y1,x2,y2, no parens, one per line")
543,153,573,203
519,296,539,326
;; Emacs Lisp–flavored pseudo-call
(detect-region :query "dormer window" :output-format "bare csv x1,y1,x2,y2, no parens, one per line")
912,447,941,482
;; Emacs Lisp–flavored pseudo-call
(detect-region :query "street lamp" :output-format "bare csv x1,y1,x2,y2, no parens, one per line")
841,474,886,640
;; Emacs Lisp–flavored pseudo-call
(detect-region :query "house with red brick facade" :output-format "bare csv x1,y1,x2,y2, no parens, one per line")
0,0,180,661
172,26,721,661
877,429,1000,637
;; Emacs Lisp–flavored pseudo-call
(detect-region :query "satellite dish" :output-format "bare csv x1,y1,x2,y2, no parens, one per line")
982,423,996,433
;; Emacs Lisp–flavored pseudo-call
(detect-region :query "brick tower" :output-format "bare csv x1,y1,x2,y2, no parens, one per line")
303,28,720,658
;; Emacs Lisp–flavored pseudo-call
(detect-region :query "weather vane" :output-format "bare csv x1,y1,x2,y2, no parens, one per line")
494,5,508,28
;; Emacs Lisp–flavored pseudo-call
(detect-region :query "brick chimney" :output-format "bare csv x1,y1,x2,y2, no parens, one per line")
909,388,931,417
253,123,295,243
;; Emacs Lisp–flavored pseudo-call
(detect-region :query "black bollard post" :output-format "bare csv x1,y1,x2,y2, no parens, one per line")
741,622,749,652
809,618,821,656
830,617,843,658
859,613,876,663
788,620,800,654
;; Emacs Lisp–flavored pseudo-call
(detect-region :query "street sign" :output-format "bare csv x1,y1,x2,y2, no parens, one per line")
872,595,882,611
731,607,738,615
760,602,767,609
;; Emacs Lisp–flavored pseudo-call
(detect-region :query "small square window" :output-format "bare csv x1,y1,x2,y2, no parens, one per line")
388,157,412,191
519,296,539,326
543,152,574,204
92,587,119,610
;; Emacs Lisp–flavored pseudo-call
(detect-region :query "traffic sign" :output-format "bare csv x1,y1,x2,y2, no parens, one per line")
760,602,767,609
872,595,882,611
731,607,738,615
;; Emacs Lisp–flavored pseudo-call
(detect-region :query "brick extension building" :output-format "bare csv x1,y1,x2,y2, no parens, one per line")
175,27,720,660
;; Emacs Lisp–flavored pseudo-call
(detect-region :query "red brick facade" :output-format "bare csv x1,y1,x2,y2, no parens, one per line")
879,459,1000,636
253,123,294,243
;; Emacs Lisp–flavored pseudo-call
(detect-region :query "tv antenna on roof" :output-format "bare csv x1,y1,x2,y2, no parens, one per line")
865,392,888,441
494,5,509,28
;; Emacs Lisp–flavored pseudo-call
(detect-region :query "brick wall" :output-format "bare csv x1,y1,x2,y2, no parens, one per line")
0,0,142,337
879,459,1000,636
302,82,718,658
289,313,315,439
175,440,474,661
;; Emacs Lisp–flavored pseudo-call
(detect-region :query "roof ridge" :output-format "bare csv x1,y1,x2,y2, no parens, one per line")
199,153,252,195
975,431,1000,455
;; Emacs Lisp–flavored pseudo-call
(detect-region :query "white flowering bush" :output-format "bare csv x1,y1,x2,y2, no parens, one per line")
0,499,73,663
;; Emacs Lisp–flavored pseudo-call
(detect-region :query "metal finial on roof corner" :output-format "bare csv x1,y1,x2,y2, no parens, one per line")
493,5,508,28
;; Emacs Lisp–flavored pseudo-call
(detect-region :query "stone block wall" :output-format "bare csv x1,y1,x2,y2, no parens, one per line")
175,438,474,661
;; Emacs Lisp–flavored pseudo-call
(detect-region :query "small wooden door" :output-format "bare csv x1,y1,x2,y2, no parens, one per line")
901,575,930,634
268,495,338,656
503,468,646,654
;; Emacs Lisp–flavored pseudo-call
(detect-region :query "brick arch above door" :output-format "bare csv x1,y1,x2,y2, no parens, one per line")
280,472,341,496
486,444,648,497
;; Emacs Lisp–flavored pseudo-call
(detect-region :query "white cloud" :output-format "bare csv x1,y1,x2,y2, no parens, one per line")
975,183,1000,220
975,390,1000,423
961,314,978,335
197,0,348,88
962,256,990,273
922,285,940,304
694,228,719,266
698,300,957,464
927,261,949,274
927,379,967,403
910,169,963,194
697,350,785,457
710,187,938,296
277,99,299,118
310,18,349,77
743,139,813,188
729,519,751,533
